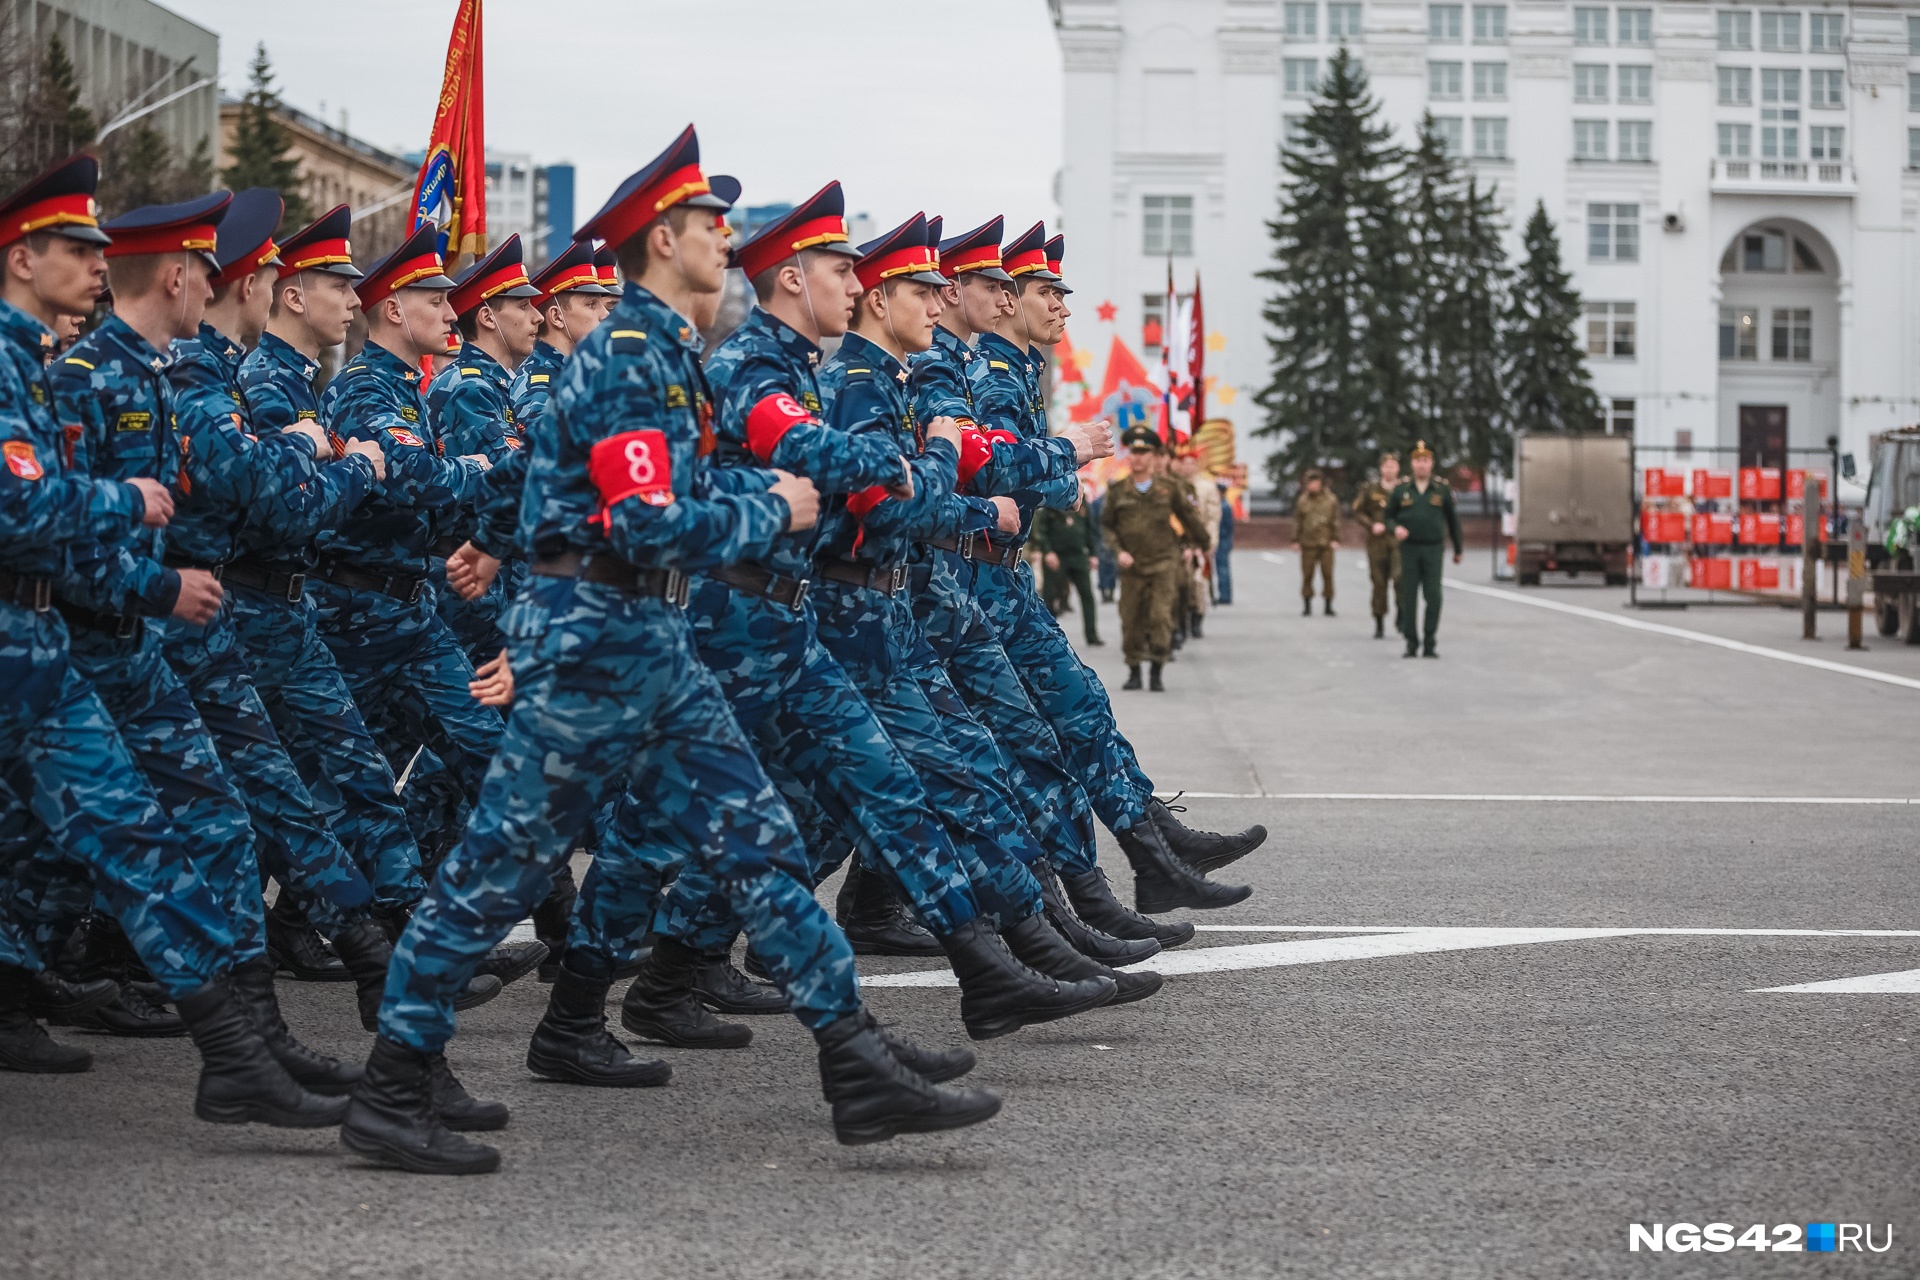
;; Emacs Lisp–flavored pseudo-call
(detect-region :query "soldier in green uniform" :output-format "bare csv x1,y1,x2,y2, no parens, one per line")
1101,427,1209,691
1385,440,1464,658
1351,451,1403,639
1292,468,1340,616
1032,484,1104,647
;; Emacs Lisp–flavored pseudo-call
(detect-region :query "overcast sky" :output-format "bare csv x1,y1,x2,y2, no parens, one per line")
162,0,1065,237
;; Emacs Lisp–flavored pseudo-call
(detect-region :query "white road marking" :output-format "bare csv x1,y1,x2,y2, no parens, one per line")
1755,968,1920,993
1443,577,1920,692
1155,791,1918,804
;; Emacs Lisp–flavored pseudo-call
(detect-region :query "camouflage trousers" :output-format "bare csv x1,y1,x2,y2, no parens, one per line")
381,577,859,1050
0,606,235,995
157,599,374,931
228,582,425,910
970,558,1156,833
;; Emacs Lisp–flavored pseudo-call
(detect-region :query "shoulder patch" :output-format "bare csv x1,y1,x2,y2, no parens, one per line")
461,367,483,377
530,374,549,384
608,329,649,356
846,368,871,375
3,440,43,480
386,427,424,448
62,357,94,370
987,360,1009,371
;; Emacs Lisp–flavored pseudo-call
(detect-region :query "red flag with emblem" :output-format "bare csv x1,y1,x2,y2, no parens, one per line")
409,0,487,261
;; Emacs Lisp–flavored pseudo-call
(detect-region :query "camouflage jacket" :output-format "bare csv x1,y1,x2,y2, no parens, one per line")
427,339,526,547
1293,488,1341,547
905,325,1009,545
507,339,565,431
962,331,1079,537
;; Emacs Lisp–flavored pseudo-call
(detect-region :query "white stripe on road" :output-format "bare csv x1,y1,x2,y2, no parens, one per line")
1443,577,1920,692
1754,968,1920,993
1153,791,1919,804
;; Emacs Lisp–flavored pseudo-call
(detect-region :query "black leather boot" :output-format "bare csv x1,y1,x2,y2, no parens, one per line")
21,968,120,1021
475,939,548,989
692,954,789,1015
1061,867,1196,948
532,864,577,983
1114,818,1252,914
0,966,93,1073
1002,913,1163,1005
838,862,943,957
527,957,672,1088
340,1036,500,1175
60,982,187,1037
864,1010,974,1083
1034,860,1160,966
1149,662,1165,692
428,1051,509,1131
265,896,350,982
620,937,752,1049
331,919,501,1034
1147,796,1269,876
1374,615,1385,639
939,917,1114,1042
814,1010,1000,1145
1190,614,1204,638
1122,665,1143,690
174,978,348,1127
229,956,362,1096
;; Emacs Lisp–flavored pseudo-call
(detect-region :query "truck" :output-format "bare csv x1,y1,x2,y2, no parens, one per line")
1512,433,1634,586
1862,426,1920,641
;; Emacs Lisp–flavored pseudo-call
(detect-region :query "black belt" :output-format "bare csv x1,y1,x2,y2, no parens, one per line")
531,552,689,605
54,598,141,639
428,536,464,558
812,558,909,596
0,568,54,612
311,559,427,603
161,554,224,580
922,531,1024,569
223,558,308,603
710,561,810,609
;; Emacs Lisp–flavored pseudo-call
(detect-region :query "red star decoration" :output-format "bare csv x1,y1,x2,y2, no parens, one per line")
1096,300,1117,323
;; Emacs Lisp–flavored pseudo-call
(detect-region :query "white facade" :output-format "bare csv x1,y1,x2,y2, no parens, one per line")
1052,0,1920,478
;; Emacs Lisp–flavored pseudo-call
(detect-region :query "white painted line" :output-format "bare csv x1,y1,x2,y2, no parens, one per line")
1190,925,1920,938
1444,577,1920,692
1757,968,1920,993
1155,791,1918,804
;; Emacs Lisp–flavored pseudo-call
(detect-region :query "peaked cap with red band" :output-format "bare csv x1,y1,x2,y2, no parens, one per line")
102,190,230,273
1001,220,1061,282
591,245,618,292
449,232,541,316
924,216,943,271
354,220,457,309
0,154,110,248
1043,233,1073,295
210,188,283,286
530,240,612,304
731,180,861,281
576,124,732,252
276,204,362,279
937,215,1013,283
853,212,947,292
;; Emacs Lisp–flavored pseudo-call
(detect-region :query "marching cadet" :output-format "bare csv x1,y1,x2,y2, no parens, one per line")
1351,451,1402,639
1386,440,1463,658
592,245,620,307
345,127,1000,1173
1292,467,1340,617
1102,427,1210,691
509,239,614,428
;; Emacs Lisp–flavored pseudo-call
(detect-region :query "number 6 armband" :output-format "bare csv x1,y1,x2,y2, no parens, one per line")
587,428,676,526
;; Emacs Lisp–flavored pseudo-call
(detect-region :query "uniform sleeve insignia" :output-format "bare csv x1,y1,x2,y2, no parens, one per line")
608,329,649,355
62,357,94,370
399,406,420,422
296,410,318,421
530,374,549,384
115,411,152,432
504,409,517,424
386,427,425,447
3,440,43,480
29,384,44,404
801,392,821,414
665,384,689,408
461,367,482,377
988,360,1009,371
1430,494,1443,505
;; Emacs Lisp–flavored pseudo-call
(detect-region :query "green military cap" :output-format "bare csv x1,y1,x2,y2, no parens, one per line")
1122,425,1163,452
1303,467,1325,482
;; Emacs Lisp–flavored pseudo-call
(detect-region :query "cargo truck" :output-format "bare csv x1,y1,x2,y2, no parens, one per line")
1512,433,1635,586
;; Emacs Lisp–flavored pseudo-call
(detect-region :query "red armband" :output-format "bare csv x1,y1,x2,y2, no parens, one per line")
745,392,815,462
846,485,891,518
956,429,994,486
587,429,675,525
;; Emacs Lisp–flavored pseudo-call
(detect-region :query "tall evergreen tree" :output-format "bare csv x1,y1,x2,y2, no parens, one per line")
1254,48,1410,490
1505,201,1601,436
1451,177,1512,472
21,35,96,177
1401,114,1462,460
221,44,310,229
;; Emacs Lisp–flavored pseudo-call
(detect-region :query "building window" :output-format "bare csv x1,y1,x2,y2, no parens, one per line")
1717,122,1752,158
1430,4,1463,42
1473,62,1507,99
1742,229,1787,271
1472,4,1506,43
1618,64,1653,104
1472,117,1508,158
1432,115,1464,154
1718,9,1752,50
1574,119,1610,159
1809,69,1844,109
1285,2,1318,38
1617,7,1652,45
1607,398,1636,436
1285,58,1320,96
1719,306,1759,360
1586,302,1637,358
1910,73,1920,112
1771,308,1811,361
1719,66,1752,105
1912,15,1920,54
1618,121,1652,161
1760,68,1801,161
1574,64,1609,103
1760,67,1801,106
1573,6,1609,45
1283,115,1315,151
1142,195,1194,256
1329,3,1364,38
1809,125,1844,160
1759,10,1799,52
1808,12,1843,52
1588,203,1639,260
1910,128,1920,169
1429,61,1463,98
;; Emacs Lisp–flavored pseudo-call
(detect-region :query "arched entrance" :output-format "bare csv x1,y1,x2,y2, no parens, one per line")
1713,218,1840,464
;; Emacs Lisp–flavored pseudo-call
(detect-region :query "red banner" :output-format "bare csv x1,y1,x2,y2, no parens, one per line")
410,0,487,260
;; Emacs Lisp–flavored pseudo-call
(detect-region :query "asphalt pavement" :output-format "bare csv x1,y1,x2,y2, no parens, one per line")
3,551,1915,1280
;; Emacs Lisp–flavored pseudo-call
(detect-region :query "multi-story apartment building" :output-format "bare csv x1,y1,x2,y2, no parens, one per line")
1053,1,1920,479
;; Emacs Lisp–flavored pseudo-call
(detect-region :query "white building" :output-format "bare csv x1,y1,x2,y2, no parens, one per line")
1052,0,1920,481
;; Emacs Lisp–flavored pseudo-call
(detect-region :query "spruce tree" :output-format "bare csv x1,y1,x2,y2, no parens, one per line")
1505,201,1601,436
1451,177,1512,472
221,44,310,229
1401,114,1461,461
1254,47,1410,491
25,35,95,175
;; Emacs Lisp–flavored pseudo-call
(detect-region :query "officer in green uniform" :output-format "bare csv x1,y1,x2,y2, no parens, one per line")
1385,440,1463,658
1031,485,1103,646
1351,451,1403,639
1101,426,1209,691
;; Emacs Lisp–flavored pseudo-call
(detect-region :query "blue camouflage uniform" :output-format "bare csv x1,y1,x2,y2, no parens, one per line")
156,320,377,930
424,340,526,660
234,332,427,910
382,280,859,1049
